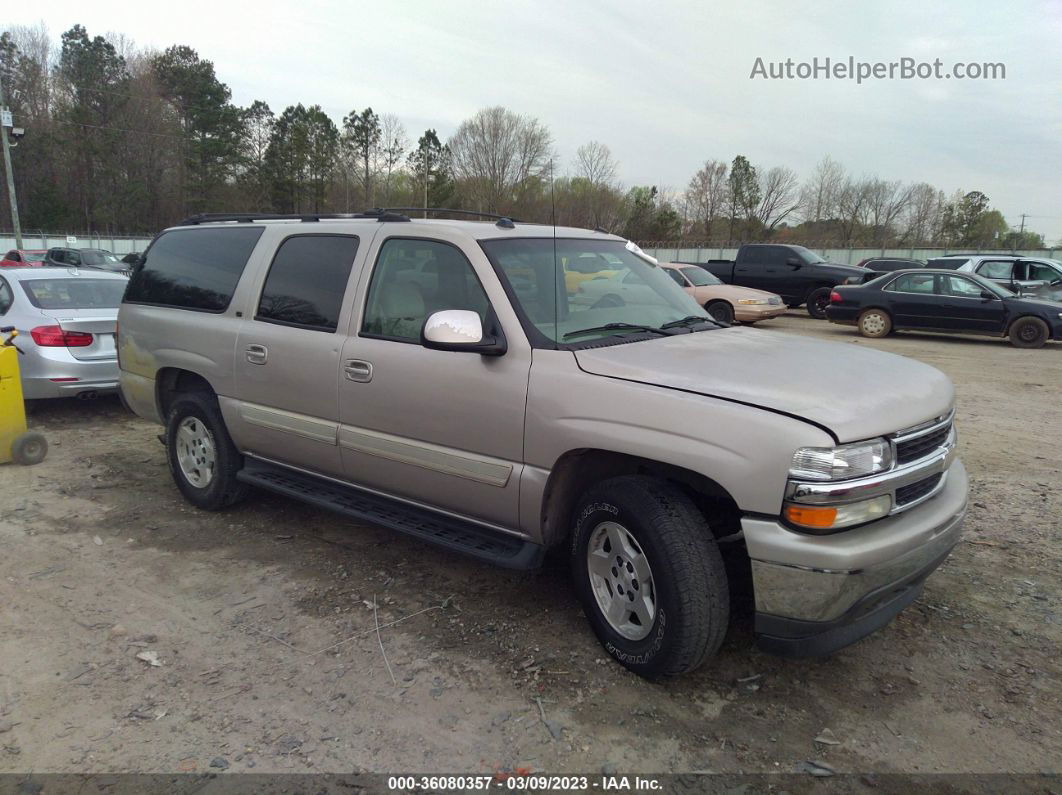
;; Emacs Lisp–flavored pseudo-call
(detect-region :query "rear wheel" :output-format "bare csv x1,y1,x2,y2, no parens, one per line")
858,308,892,338
1009,316,1049,349
806,287,833,319
704,300,734,325
570,476,729,677
165,391,247,510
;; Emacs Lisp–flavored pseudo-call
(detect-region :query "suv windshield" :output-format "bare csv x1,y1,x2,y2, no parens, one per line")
481,239,708,344
82,251,122,266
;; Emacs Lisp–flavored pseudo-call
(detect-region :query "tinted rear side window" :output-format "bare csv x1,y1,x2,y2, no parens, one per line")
124,227,264,311
256,235,360,331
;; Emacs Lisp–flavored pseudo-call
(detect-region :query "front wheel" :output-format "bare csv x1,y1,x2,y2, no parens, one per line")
806,287,833,319
570,476,729,677
704,301,734,325
166,391,247,510
1009,316,1049,349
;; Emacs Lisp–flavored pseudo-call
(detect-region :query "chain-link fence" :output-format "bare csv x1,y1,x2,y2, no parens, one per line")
638,241,1060,264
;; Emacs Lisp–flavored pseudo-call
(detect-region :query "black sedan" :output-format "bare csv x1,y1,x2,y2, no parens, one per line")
826,269,1062,349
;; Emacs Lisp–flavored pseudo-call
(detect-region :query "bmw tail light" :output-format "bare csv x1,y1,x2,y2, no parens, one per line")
30,325,93,347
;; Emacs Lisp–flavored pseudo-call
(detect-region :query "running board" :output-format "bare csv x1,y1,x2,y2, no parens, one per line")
236,460,544,570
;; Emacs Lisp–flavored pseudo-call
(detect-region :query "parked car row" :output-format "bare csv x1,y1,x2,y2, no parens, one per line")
1,247,141,274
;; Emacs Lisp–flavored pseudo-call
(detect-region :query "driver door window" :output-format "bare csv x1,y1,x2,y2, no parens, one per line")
941,275,984,297
362,239,490,342
664,268,688,287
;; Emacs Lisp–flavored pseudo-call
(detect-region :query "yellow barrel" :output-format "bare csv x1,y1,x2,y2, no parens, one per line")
0,345,29,464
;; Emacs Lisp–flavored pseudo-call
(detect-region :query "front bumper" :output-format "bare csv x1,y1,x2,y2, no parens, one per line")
744,458,967,657
735,304,787,323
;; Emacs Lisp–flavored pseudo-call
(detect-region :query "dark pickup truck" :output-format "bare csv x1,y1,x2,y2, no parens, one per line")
688,244,865,318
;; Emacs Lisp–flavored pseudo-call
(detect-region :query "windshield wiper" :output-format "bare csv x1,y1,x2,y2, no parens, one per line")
660,315,718,330
563,322,671,340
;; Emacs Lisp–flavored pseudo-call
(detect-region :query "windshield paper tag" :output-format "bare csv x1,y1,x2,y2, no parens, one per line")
625,240,658,265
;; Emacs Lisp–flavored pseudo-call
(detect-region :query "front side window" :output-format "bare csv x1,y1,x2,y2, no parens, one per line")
887,273,935,294
362,238,490,342
481,238,706,345
943,275,987,298
256,235,359,332
663,268,688,286
1025,261,1062,283
124,227,264,312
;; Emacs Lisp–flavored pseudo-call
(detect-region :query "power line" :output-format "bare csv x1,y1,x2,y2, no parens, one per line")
10,114,186,140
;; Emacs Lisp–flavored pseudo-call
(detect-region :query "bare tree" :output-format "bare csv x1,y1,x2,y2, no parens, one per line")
836,177,875,246
798,155,846,225
448,106,552,212
685,159,728,238
898,183,946,246
572,141,620,228
378,113,407,206
574,140,617,187
756,166,800,232
864,179,914,246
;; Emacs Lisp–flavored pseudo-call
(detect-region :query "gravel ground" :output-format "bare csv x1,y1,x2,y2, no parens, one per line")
0,313,1059,779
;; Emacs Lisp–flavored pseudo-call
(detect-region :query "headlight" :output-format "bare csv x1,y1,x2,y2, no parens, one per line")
784,495,892,532
790,439,893,481
737,298,769,305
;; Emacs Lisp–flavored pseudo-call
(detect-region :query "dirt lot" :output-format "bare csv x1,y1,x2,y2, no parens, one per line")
0,314,1059,779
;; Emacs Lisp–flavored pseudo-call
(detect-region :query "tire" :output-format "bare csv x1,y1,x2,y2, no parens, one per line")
806,287,833,319
1008,316,1049,349
165,391,247,510
570,476,729,677
12,431,47,465
704,301,734,325
858,308,892,338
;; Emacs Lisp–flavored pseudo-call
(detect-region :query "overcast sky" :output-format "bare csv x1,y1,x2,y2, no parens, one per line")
8,0,1062,243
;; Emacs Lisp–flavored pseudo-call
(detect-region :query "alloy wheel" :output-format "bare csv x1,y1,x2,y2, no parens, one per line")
586,521,657,641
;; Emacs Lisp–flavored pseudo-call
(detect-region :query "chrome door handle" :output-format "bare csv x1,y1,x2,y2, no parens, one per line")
344,359,373,383
245,344,268,365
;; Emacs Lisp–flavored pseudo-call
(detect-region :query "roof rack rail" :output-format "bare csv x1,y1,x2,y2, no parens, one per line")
381,207,521,225
177,211,411,226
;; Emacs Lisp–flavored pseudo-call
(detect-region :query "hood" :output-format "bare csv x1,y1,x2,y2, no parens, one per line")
574,327,954,442
818,262,866,276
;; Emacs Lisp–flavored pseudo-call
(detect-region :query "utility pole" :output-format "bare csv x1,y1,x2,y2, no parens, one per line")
1019,214,1028,235
0,77,23,249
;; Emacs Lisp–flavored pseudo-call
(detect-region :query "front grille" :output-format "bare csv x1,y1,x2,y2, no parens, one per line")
896,423,950,464
895,473,943,506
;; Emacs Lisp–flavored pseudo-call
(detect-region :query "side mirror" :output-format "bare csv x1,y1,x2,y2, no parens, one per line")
979,290,996,301
421,310,507,356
